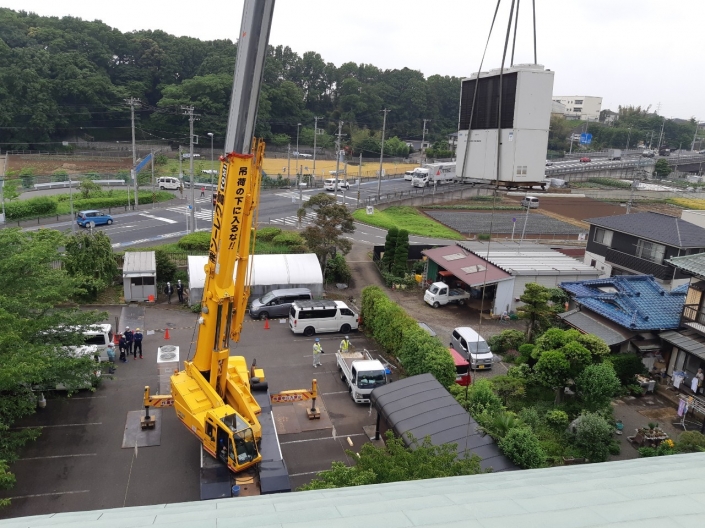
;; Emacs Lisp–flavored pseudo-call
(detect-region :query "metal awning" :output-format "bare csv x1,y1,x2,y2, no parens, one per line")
632,339,662,352
659,330,705,361
558,309,636,346
438,270,454,277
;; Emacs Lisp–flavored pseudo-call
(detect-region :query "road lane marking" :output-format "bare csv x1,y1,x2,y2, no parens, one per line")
20,453,97,461
6,490,90,499
139,213,178,224
280,433,366,445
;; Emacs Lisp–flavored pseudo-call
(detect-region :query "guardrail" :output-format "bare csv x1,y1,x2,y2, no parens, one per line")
33,179,126,190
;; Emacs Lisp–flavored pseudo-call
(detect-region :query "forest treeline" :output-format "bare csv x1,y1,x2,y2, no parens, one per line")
0,8,461,154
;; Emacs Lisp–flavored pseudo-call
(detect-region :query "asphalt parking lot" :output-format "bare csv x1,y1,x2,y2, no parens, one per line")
0,304,382,518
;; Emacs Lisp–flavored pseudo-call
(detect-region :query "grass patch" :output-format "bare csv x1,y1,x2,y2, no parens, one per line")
122,230,304,255
353,206,464,240
584,178,632,189
423,204,522,211
667,197,705,210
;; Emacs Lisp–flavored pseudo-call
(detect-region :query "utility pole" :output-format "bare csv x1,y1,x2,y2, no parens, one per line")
357,152,362,208
182,105,198,233
626,127,632,150
69,174,75,234
208,132,214,217
691,120,699,152
334,120,344,191
657,117,666,152
313,116,321,182
377,109,390,200
295,122,302,177
287,143,291,180
421,119,430,155
151,148,155,209
125,97,141,206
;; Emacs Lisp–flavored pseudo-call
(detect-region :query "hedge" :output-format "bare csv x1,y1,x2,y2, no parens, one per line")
178,231,211,251
361,286,455,387
5,196,58,220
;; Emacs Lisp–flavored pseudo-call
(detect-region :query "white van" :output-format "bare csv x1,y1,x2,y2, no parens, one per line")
450,327,494,370
157,177,181,190
82,324,114,362
521,196,539,209
404,170,415,181
289,300,359,336
324,178,350,191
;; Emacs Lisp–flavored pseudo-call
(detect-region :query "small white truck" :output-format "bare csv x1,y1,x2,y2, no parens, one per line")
411,162,456,188
336,349,387,403
424,282,470,308
607,149,622,160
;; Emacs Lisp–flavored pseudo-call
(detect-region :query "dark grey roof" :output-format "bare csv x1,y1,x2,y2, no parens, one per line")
585,212,705,248
370,373,516,472
667,252,705,278
558,309,635,346
660,329,705,361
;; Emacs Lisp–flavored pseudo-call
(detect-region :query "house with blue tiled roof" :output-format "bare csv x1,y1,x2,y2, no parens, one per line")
559,276,686,371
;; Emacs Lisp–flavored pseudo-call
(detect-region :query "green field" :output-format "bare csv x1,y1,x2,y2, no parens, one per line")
353,206,464,240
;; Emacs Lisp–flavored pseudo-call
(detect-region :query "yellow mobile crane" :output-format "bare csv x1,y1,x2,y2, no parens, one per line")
142,0,277,475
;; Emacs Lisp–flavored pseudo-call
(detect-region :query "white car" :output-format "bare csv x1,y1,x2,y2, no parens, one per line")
404,170,415,181
182,153,201,159
545,160,554,166
293,151,312,158
324,178,350,191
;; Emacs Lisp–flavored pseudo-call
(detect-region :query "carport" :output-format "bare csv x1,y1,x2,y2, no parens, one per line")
370,373,516,472
422,245,514,315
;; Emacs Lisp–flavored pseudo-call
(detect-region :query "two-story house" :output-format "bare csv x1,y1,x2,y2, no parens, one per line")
584,212,705,291
659,253,705,393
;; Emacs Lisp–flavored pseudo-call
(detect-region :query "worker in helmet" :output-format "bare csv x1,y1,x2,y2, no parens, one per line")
312,338,323,368
339,335,352,353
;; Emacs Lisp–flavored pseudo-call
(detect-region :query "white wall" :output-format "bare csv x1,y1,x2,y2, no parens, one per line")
510,272,601,311
494,279,515,315
584,251,611,278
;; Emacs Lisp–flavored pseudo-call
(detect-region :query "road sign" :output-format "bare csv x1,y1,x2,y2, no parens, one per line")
580,133,593,145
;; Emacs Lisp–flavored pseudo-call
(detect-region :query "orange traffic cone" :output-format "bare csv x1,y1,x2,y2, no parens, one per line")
164,328,170,340
264,318,270,330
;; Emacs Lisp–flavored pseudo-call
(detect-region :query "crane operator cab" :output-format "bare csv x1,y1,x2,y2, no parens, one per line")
204,410,260,472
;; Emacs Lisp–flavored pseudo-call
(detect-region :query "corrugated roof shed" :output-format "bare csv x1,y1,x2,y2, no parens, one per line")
667,252,705,278
586,211,705,248
456,242,599,276
558,309,635,346
4,453,705,527
122,251,156,275
421,246,512,286
560,275,686,330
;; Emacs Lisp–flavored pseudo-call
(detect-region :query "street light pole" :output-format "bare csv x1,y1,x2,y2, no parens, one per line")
691,119,699,152
69,174,75,234
626,127,632,150
295,122,302,176
377,109,390,201
207,132,214,217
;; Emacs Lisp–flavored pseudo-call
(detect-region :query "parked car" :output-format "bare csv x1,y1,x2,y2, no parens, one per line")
450,327,494,370
157,177,180,190
521,196,540,209
324,178,350,191
579,157,591,163
76,210,113,227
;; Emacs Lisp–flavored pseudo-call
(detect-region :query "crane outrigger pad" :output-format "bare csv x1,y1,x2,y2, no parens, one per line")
122,410,162,448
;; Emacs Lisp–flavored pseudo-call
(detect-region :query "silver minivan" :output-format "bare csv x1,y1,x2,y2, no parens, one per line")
249,288,312,320
157,177,181,190
521,196,539,209
450,327,494,370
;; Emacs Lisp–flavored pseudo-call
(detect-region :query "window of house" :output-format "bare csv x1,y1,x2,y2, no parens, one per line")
574,107,582,113
636,239,666,263
594,228,613,246
516,165,527,175
575,99,584,105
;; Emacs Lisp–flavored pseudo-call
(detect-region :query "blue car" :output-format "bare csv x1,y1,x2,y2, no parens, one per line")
77,210,114,227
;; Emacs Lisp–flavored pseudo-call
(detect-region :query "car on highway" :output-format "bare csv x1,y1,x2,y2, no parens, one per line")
324,178,350,191
404,170,415,180
579,157,592,163
77,210,113,227
545,160,554,166
292,151,312,158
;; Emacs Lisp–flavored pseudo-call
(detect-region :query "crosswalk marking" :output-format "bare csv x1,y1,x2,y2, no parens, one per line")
266,212,317,228
274,191,358,205
139,213,178,224
165,205,213,222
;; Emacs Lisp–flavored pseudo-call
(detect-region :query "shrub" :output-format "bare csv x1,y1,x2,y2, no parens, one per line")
675,431,705,453
325,254,351,283
545,410,569,430
573,412,613,462
272,232,306,247
461,379,503,417
478,234,491,241
498,427,547,469
178,232,211,251
257,227,282,241
155,249,177,283
607,353,647,385
575,362,620,412
361,286,455,387
518,407,542,430
488,330,526,354
480,411,521,440
5,196,58,220
517,343,535,365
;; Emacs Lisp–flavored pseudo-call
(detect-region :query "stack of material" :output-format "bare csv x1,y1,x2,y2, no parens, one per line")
157,345,180,394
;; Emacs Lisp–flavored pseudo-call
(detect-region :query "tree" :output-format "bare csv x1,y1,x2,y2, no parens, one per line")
574,412,613,462
391,229,409,277
1,180,20,202
299,430,482,490
498,427,547,469
516,283,554,341
79,179,102,199
654,158,672,178
64,231,118,300
297,193,355,270
380,227,398,272
576,363,620,412
155,249,177,284
0,228,106,498
490,375,526,405
534,350,571,403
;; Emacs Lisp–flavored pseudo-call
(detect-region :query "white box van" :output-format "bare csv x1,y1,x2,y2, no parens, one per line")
404,170,415,181
450,327,494,370
82,324,114,362
157,177,181,190
521,196,539,209
289,300,359,336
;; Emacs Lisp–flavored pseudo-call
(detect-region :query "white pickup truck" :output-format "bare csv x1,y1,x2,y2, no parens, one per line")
336,349,387,403
424,282,470,308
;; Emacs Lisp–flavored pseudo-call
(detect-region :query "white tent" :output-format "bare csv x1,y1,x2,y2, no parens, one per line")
187,253,324,305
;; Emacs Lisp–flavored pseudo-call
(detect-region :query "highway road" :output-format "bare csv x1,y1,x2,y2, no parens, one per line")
27,176,455,248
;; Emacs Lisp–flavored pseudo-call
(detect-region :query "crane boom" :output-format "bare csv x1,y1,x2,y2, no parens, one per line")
142,0,276,475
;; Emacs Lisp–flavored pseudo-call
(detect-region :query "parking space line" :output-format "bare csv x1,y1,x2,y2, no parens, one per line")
13,422,102,430
20,453,97,461
6,490,90,500
321,391,349,395
288,470,323,477
280,433,366,445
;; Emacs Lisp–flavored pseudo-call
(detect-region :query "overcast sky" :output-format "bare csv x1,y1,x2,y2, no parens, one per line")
3,0,703,120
